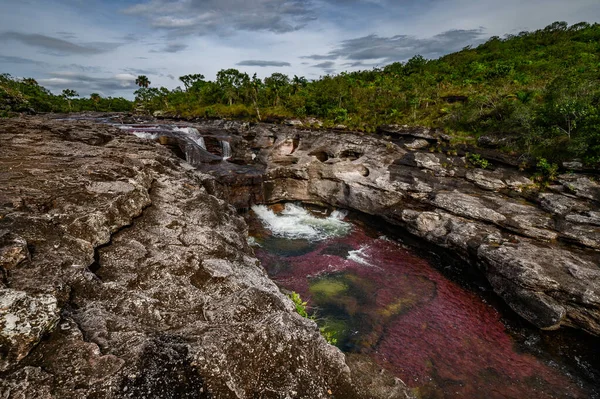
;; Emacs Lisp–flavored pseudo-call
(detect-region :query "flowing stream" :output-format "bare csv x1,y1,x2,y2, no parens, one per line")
247,203,599,399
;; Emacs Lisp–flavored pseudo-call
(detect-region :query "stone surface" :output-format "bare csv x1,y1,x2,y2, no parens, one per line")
0,117,401,398
197,121,600,336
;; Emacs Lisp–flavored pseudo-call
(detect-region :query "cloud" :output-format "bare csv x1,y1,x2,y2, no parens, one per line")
61,64,106,73
150,43,188,53
123,0,316,36
312,61,335,69
302,28,486,64
56,31,77,40
0,31,121,55
38,71,137,96
122,67,159,75
311,61,336,74
236,60,291,67
301,54,338,61
0,54,47,66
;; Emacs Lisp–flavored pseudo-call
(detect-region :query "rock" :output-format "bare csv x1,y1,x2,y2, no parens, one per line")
563,160,584,170
0,231,30,271
378,125,446,141
285,119,304,127
558,174,600,202
465,169,506,191
0,289,60,371
403,138,430,150
539,193,583,215
0,117,376,398
207,121,600,336
477,135,513,149
306,117,323,127
432,192,507,224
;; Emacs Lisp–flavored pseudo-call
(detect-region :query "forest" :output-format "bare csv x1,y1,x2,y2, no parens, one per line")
0,74,132,115
2,21,599,164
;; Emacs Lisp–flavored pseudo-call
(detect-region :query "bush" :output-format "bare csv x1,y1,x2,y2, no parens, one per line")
288,292,337,345
533,157,559,184
467,153,490,169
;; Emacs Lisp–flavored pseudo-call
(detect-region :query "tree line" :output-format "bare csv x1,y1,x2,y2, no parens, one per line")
0,74,132,115
134,21,600,164
2,21,599,164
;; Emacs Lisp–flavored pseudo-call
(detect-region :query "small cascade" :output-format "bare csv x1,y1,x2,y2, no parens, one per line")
132,131,159,140
251,204,351,241
221,140,232,160
174,127,207,151
195,136,207,151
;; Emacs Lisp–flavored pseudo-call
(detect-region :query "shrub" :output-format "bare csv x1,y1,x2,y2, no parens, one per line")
466,153,490,169
288,291,338,345
533,157,559,184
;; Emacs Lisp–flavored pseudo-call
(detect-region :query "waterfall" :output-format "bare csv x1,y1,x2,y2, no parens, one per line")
173,126,207,150
195,136,207,150
221,140,232,160
251,204,351,241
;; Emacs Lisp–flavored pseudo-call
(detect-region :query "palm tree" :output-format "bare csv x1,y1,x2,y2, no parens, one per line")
135,75,150,88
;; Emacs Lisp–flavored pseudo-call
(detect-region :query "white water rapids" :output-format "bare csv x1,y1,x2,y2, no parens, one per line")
251,203,351,241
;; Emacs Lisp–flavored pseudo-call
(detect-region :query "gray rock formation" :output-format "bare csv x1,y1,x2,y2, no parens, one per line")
0,117,409,398
201,121,600,336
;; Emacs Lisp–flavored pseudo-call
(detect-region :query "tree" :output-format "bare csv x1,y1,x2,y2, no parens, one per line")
61,89,79,112
135,75,151,88
216,68,249,105
264,73,290,106
21,78,39,86
89,93,101,111
179,74,205,91
249,73,264,120
291,75,308,94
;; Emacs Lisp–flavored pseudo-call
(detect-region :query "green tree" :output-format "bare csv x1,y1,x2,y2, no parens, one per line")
135,75,151,88
61,89,79,111
89,93,101,111
216,68,249,105
179,74,205,91
264,73,290,106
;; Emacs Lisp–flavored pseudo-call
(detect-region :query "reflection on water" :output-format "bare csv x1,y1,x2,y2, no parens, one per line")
247,203,595,399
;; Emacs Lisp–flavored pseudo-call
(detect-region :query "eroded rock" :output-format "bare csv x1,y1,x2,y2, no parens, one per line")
0,117,390,398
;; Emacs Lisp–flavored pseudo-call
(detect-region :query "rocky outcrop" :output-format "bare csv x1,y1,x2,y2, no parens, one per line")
200,121,600,336
0,117,407,398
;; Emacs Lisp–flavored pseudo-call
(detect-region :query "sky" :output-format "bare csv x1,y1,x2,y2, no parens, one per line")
1,0,598,99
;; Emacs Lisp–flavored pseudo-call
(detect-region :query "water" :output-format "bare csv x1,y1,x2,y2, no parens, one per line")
221,140,232,160
247,203,597,399
173,127,207,150
132,131,160,140
251,204,351,241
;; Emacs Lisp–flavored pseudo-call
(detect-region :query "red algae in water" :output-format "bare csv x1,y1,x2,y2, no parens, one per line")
252,223,587,398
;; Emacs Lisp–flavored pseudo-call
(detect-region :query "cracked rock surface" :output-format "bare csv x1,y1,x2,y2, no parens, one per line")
201,120,600,336
0,117,402,398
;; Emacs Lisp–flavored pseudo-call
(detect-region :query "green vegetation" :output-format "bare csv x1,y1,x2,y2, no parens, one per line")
288,291,338,346
533,157,560,185
2,21,598,165
466,153,490,169
132,21,599,165
0,73,132,116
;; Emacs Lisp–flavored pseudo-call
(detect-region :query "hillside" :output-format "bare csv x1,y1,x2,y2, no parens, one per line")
2,21,599,164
